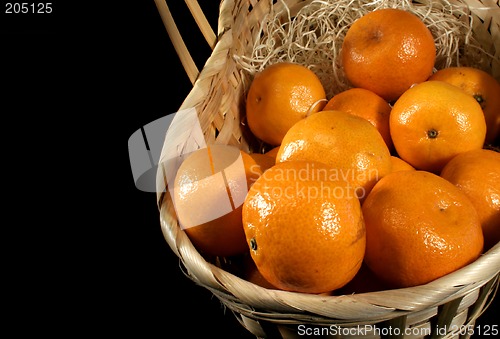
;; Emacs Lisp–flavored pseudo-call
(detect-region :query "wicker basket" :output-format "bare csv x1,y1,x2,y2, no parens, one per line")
154,0,500,338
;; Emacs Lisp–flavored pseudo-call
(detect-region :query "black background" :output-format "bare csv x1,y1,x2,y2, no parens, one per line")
2,1,497,337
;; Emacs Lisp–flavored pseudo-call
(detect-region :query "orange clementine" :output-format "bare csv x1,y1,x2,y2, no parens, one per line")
341,8,436,102
390,80,487,173
362,170,484,288
323,87,393,151
264,146,281,160
172,145,261,257
249,152,275,174
429,66,500,144
390,155,415,173
440,149,500,251
245,62,327,146
242,255,278,289
242,161,366,294
277,110,392,200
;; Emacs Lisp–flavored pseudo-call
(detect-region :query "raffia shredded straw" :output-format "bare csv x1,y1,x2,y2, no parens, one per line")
234,0,498,99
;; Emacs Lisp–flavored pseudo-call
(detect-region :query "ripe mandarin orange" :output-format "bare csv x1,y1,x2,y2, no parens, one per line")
173,145,261,257
242,160,366,294
341,8,436,102
362,170,484,288
429,66,500,144
277,110,392,200
264,146,281,160
245,62,327,146
390,155,415,173
242,255,278,289
323,87,393,151
390,80,487,173
249,152,276,173
440,149,500,251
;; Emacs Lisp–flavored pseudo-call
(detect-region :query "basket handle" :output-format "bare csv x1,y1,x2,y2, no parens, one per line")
154,0,217,85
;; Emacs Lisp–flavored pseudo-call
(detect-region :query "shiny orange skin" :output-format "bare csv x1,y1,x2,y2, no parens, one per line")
390,80,487,173
323,87,394,151
173,146,261,257
242,161,366,294
341,8,436,102
390,155,415,173
246,62,326,146
242,255,278,289
362,170,484,288
277,110,392,200
264,146,281,160
249,152,276,174
440,149,500,251
429,66,500,144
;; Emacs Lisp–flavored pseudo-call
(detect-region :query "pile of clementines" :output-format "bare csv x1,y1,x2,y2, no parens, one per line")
172,8,500,295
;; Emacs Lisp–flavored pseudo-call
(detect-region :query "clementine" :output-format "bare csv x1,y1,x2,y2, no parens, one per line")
362,170,484,288
249,152,276,173
173,145,261,257
323,87,393,151
245,62,327,146
390,155,415,173
390,80,486,173
440,149,500,251
341,8,436,102
277,110,392,200
429,66,500,144
264,146,281,160
242,160,366,294
242,255,278,289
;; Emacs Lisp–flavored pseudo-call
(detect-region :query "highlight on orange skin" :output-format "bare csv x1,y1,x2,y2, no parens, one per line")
341,8,436,102
390,81,486,173
362,170,484,288
172,145,261,257
429,66,500,144
323,87,394,151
